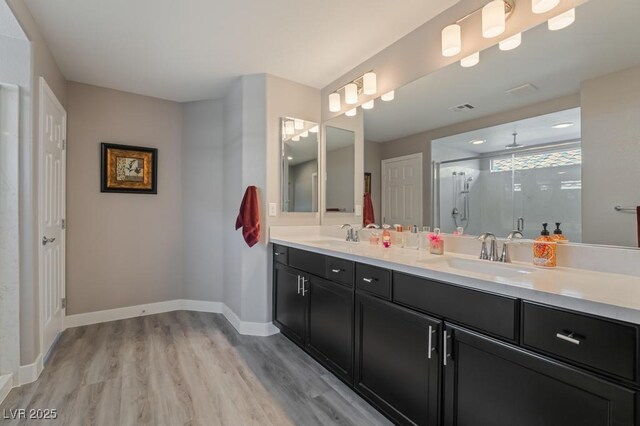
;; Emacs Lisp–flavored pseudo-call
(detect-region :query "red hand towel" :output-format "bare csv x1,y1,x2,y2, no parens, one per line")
363,192,375,227
235,186,261,247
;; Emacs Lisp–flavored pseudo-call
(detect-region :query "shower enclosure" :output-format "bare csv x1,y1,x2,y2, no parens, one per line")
433,142,582,242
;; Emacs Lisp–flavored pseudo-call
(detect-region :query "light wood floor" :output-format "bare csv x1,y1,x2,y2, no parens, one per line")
1,311,390,426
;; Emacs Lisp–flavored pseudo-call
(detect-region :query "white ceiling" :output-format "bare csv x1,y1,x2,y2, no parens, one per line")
433,107,581,154
0,1,26,39
364,0,640,142
24,0,459,102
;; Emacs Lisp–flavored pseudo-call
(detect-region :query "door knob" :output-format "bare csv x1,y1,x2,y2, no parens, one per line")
42,236,56,245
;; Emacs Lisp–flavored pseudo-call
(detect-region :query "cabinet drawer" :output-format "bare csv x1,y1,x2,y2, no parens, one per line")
522,302,639,382
289,248,326,277
355,264,391,300
273,244,288,265
325,257,354,287
393,272,519,341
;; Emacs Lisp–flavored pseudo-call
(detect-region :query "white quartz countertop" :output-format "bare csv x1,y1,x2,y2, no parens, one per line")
270,234,640,325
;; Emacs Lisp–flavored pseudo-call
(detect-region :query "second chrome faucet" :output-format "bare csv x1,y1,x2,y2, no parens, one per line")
478,231,523,263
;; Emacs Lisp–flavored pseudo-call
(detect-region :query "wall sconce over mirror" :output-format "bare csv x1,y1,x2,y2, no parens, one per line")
280,117,320,213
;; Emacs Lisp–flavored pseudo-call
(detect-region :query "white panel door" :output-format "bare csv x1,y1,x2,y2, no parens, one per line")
39,78,66,358
382,154,423,226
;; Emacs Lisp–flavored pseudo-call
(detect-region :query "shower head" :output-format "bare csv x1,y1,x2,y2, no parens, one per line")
505,132,523,149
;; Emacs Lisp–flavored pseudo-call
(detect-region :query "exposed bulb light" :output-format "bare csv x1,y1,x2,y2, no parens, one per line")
461,52,480,68
285,120,295,135
469,139,485,145
363,72,377,96
552,122,574,129
329,93,341,112
301,131,309,138
309,125,319,133
381,90,395,102
548,8,575,31
345,83,358,105
362,100,375,110
294,119,304,130
499,32,522,51
287,156,293,161
482,0,506,38
292,135,300,142
345,108,357,117
442,24,461,57
532,0,559,14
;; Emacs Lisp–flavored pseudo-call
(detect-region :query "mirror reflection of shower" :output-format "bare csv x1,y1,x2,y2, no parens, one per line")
451,171,473,229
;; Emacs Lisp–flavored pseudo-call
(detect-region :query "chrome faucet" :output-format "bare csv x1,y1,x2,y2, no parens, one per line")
500,230,523,263
341,224,359,242
478,233,499,261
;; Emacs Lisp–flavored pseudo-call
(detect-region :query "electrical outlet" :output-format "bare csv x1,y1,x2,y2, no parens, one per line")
269,203,277,217
355,205,362,216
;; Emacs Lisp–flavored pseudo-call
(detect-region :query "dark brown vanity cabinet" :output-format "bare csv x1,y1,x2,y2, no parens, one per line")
355,292,441,426
443,324,637,426
273,263,307,346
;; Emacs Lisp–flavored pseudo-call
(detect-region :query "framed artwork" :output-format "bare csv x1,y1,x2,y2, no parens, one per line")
101,143,158,194
364,172,372,194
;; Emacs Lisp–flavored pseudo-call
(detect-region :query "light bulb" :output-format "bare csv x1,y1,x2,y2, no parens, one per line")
362,100,375,110
499,32,522,51
329,93,341,112
461,52,480,68
363,72,377,96
292,135,300,142
548,8,575,31
345,83,358,105
301,131,309,138
294,119,303,130
532,0,559,14
309,125,319,133
442,24,461,57
285,120,294,135
345,108,357,117
381,91,395,102
482,0,506,38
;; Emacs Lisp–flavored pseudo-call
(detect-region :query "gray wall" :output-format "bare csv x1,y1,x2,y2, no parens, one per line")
66,82,184,315
582,65,640,247
364,140,381,223
290,159,317,212
182,100,224,301
326,145,355,212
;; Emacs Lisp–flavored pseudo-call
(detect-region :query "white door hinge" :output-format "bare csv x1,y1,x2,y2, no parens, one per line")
61,219,66,230
61,298,67,309
62,139,66,150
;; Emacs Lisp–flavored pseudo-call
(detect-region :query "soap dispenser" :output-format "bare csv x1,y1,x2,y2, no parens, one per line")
533,223,557,268
382,224,392,248
552,222,569,244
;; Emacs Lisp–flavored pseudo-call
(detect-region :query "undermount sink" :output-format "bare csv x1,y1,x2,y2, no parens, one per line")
420,256,536,278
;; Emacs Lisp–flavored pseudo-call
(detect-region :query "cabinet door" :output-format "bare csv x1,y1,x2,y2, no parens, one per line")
443,325,637,426
306,276,354,384
355,292,441,426
273,263,306,346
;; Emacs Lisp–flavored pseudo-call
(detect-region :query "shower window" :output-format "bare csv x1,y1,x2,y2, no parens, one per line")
490,148,582,173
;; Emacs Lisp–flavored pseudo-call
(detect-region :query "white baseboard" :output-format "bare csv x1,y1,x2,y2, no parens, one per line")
18,353,43,386
64,299,279,337
0,374,13,405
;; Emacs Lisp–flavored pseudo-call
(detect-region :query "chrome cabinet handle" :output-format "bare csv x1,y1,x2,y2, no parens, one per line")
275,252,281,256
301,278,308,296
297,275,301,295
362,278,375,283
428,326,434,359
331,269,342,273
556,332,581,345
42,236,56,246
443,330,451,366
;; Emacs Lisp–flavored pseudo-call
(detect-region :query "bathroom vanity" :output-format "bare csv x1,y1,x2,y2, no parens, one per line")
271,236,640,426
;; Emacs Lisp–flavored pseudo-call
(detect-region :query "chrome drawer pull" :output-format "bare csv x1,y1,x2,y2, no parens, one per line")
362,278,375,283
556,332,581,345
331,269,342,273
275,252,281,256
427,326,434,359
297,275,301,295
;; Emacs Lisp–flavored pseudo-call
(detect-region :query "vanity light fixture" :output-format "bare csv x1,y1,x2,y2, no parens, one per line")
482,0,506,38
285,120,295,135
499,32,522,50
345,108,357,117
552,122,574,129
532,0,559,14
345,83,358,105
294,119,304,130
329,93,341,112
363,72,377,96
442,24,462,57
362,100,375,110
470,139,486,145
461,52,480,68
292,135,300,142
301,131,309,138
309,125,319,133
548,8,575,31
381,90,395,102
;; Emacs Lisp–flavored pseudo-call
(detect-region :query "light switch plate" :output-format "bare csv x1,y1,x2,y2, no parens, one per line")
355,204,362,216
269,203,277,217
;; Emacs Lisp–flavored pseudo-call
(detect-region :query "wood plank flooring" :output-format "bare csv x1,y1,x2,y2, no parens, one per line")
1,311,391,426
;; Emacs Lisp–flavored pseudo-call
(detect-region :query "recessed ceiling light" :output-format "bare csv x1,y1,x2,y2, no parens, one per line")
552,122,574,129
469,139,485,145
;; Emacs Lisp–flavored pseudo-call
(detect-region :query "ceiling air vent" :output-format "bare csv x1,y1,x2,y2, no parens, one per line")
448,103,475,112
506,83,539,97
